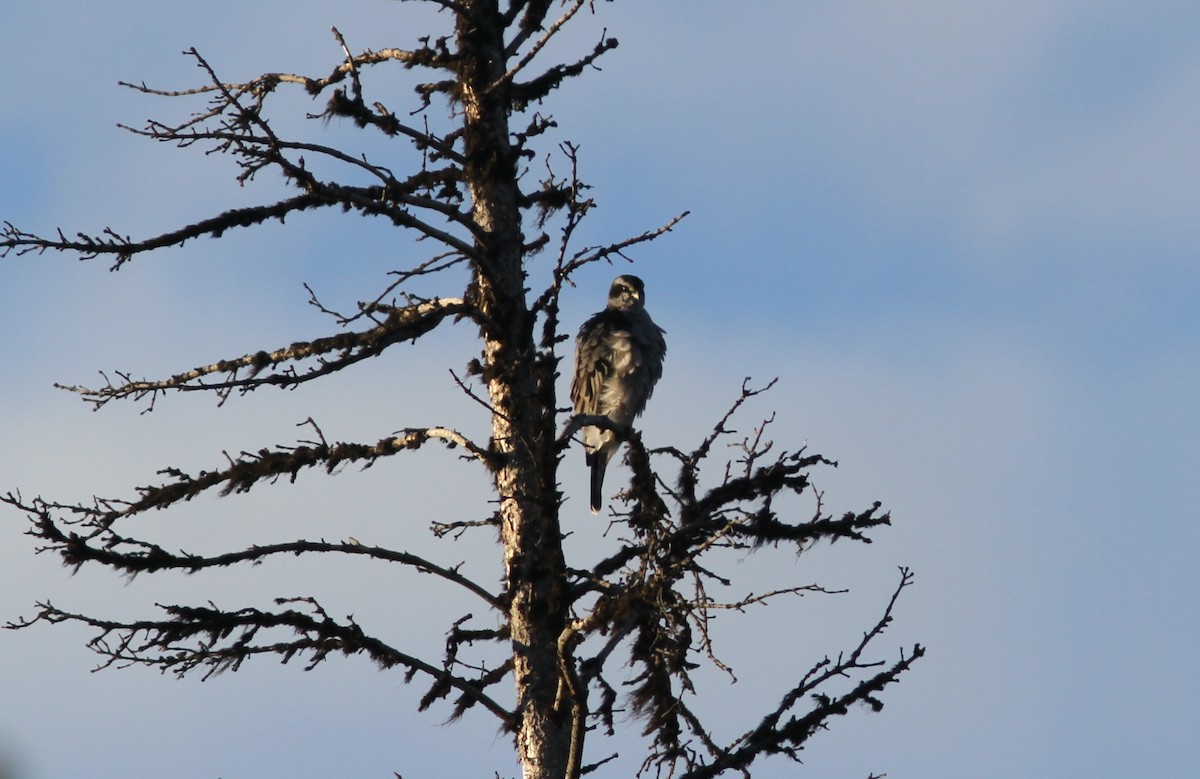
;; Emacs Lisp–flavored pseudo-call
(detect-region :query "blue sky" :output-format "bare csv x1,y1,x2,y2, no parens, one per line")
2,2,1198,777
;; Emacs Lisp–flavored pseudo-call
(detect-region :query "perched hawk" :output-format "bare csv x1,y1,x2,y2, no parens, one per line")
571,275,667,513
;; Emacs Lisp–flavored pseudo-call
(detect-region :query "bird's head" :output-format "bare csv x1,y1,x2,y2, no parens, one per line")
607,274,646,311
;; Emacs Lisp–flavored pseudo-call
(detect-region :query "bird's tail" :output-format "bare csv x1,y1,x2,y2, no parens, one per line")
589,456,608,515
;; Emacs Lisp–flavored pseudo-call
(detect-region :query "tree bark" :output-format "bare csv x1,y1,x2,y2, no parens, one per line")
456,3,572,777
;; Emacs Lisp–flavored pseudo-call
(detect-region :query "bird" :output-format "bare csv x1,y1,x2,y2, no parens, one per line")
570,275,667,514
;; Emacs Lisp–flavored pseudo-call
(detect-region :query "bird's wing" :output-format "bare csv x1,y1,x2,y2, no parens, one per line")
571,311,622,415
628,312,667,406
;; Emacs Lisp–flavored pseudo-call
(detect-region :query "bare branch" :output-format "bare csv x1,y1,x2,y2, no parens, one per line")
510,31,621,110
678,569,924,779
532,209,691,320
0,424,493,535
431,513,501,539
697,584,845,612
504,0,556,53
5,598,516,728
124,120,475,232
3,494,501,609
495,0,590,90
119,48,478,259
557,412,628,453
2,196,321,268
58,298,472,410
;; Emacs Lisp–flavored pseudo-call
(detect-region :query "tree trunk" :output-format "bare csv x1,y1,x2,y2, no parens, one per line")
457,3,572,777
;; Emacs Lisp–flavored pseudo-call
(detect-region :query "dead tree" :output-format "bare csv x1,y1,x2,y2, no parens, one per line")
1,2,922,777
